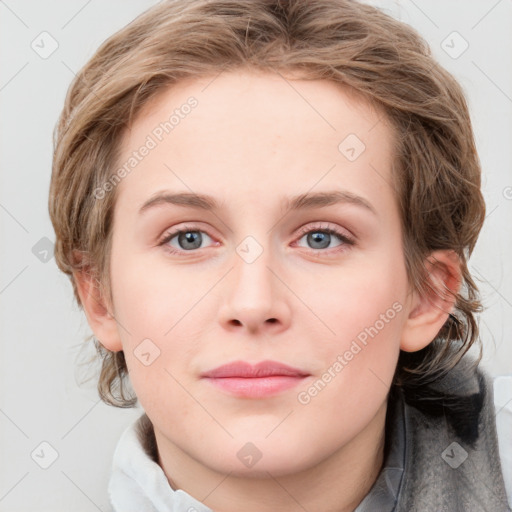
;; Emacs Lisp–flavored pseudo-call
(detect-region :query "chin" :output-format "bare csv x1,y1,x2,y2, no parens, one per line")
202,437,318,478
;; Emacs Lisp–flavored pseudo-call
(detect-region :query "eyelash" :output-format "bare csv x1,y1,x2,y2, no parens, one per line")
158,223,355,257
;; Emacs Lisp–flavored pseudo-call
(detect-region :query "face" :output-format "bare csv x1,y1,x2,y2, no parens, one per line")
108,69,412,478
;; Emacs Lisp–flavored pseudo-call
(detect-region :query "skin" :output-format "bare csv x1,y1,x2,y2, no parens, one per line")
77,69,460,512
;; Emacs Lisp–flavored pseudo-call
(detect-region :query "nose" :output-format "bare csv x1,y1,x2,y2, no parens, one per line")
217,244,291,336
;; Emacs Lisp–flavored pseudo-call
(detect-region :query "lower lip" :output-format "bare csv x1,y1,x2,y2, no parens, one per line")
203,376,307,398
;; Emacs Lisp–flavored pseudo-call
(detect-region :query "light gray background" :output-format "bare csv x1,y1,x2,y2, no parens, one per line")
1,1,511,510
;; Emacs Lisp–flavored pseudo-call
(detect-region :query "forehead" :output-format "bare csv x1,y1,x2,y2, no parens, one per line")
114,69,397,217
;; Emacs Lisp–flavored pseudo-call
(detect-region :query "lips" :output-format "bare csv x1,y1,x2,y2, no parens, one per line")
201,360,310,398
201,360,309,378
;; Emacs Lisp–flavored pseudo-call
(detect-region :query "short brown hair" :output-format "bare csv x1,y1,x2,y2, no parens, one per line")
49,0,485,407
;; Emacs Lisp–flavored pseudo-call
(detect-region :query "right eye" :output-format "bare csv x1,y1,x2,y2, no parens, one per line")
159,225,217,255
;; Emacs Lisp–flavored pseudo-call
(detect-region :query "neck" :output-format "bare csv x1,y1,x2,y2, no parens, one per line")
155,401,387,512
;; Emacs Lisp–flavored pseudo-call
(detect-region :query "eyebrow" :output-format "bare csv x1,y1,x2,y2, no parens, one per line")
139,190,377,216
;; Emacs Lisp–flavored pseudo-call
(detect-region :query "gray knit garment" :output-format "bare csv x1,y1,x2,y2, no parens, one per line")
356,357,511,512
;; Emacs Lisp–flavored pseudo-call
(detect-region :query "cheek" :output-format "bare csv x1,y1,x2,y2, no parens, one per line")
109,251,209,401
313,258,407,340
302,253,408,388
110,251,196,339
295,274,405,427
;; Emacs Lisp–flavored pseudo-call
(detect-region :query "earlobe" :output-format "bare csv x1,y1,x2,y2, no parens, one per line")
400,250,461,353
73,268,123,352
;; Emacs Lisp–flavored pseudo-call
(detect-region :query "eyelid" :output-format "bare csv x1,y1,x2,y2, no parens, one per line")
157,223,218,247
295,222,355,244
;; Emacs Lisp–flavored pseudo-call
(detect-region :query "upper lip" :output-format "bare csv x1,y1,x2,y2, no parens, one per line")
201,360,310,378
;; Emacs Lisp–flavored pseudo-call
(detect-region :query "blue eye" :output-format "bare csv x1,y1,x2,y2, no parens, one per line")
159,223,355,257
160,227,214,252
295,225,354,252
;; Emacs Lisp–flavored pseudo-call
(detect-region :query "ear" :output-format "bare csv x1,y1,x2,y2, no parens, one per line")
400,249,461,353
73,268,123,352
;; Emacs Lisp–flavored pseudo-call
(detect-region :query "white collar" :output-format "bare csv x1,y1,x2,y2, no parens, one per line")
108,415,213,512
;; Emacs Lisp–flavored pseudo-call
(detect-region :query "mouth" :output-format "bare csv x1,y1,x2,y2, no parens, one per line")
200,360,310,398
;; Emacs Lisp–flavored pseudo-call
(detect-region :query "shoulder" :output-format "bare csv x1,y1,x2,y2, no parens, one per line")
494,375,512,508
396,358,511,510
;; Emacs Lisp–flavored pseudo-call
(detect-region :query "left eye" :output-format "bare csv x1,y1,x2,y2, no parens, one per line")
295,227,353,251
